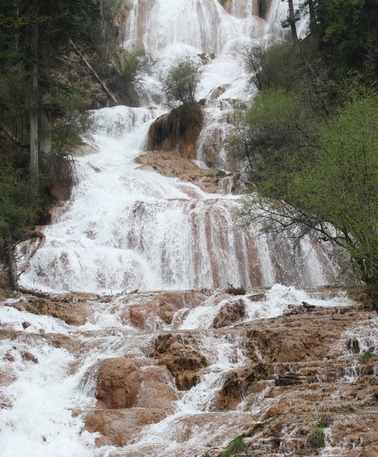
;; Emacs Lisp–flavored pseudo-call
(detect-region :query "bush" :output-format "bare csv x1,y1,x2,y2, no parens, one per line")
219,436,246,457
309,426,325,448
243,38,300,92
162,58,202,106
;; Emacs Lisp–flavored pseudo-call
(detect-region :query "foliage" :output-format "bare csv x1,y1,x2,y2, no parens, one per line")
219,435,246,457
226,284,246,295
240,89,378,300
243,38,301,92
235,87,321,191
237,4,378,298
0,68,29,141
0,0,100,282
0,134,42,244
162,58,202,106
0,130,75,249
359,350,373,363
317,0,378,78
106,48,152,106
309,425,325,448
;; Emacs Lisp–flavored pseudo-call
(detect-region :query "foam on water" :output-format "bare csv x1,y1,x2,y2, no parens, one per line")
0,334,96,457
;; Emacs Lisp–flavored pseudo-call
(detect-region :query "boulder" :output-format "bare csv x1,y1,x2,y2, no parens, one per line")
147,103,204,159
151,333,209,390
212,298,246,328
9,296,90,326
127,291,208,329
135,151,241,194
95,358,141,409
135,366,180,411
84,408,167,447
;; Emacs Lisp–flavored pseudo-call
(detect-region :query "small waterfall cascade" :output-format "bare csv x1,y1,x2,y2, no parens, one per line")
17,0,338,295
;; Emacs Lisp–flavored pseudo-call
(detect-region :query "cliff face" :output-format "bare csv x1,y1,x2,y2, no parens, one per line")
1,287,377,456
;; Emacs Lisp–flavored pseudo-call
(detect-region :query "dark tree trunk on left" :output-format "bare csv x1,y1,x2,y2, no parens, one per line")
288,0,299,52
29,4,39,173
308,0,318,39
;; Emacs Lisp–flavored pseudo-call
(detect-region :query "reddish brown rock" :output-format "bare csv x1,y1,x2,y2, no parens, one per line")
152,333,209,390
127,291,208,329
135,366,179,411
20,350,38,363
84,408,167,447
208,84,230,99
8,297,90,326
95,358,141,409
135,151,240,194
147,103,204,160
212,298,246,328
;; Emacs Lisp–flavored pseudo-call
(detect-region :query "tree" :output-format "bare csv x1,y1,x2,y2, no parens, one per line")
242,91,378,300
317,0,378,78
162,58,202,106
243,38,301,92
0,0,101,288
0,0,100,173
287,0,299,51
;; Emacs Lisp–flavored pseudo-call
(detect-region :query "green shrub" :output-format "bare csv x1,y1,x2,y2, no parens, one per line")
359,350,373,364
219,435,245,457
309,426,325,448
162,58,202,106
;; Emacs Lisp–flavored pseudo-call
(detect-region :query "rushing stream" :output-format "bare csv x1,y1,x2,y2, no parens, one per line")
2,2,373,457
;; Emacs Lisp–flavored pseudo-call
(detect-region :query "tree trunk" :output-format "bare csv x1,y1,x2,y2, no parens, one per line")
30,18,39,173
288,0,299,52
40,90,52,156
308,0,318,39
69,40,119,106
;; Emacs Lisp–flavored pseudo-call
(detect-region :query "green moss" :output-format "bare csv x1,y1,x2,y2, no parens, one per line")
309,426,325,448
219,435,245,457
359,349,373,363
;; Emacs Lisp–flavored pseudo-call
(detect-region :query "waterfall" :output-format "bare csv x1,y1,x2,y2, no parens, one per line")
16,0,337,295
2,4,376,457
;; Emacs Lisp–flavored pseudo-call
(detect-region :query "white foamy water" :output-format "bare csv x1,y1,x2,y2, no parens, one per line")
17,102,339,294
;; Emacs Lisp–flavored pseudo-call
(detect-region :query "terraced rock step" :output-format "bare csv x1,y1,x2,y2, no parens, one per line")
1,288,377,456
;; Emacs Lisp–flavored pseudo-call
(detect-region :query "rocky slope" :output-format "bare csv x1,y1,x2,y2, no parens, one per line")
0,287,377,456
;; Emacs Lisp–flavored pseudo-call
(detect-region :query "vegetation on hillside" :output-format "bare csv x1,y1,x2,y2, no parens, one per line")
236,0,378,302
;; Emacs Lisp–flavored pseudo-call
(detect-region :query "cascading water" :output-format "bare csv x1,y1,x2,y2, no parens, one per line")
17,0,336,295
3,2,375,457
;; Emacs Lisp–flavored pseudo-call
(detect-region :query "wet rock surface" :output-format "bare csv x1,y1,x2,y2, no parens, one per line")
7,295,92,326
1,288,377,456
146,103,204,160
94,358,141,409
135,150,240,194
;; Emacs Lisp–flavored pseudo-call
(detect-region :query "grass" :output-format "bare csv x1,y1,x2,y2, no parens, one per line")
309,426,325,448
359,349,373,363
219,436,245,457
